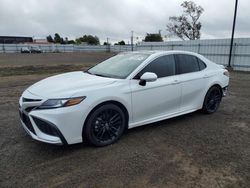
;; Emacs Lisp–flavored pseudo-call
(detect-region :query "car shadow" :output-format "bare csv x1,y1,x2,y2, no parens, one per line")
27,110,204,154
125,110,203,135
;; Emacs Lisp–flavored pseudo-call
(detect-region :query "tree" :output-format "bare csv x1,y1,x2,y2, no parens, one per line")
54,33,64,44
144,33,163,42
75,38,82,44
166,1,204,40
114,40,126,45
54,33,61,43
75,35,100,45
46,35,54,43
64,37,68,44
67,40,76,44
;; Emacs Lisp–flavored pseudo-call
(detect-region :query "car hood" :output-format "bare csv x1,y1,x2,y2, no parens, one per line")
27,71,117,98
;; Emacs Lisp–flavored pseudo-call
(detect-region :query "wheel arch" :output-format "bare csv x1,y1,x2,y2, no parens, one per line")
201,82,223,105
207,83,223,96
202,83,223,114
82,100,129,141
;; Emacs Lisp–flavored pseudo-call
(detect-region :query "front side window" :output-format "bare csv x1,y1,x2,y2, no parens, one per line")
134,55,175,79
175,54,200,74
87,53,150,79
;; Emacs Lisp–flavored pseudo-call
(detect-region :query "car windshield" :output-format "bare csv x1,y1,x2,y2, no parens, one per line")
87,53,150,79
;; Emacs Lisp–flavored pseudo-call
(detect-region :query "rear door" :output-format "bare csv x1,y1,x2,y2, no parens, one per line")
175,54,208,111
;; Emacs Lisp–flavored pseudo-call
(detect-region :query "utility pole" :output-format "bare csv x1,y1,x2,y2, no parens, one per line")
131,31,134,51
228,0,238,68
158,30,162,36
106,37,110,52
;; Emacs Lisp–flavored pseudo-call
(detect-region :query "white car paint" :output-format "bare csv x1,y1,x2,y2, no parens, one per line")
19,51,229,145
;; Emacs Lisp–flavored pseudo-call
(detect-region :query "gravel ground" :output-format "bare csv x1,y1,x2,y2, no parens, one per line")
0,53,249,188
0,52,115,67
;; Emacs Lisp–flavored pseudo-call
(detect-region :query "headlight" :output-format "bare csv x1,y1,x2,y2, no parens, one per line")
37,96,86,109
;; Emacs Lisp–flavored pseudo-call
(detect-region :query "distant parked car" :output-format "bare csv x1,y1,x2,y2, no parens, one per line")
21,47,30,53
30,46,42,53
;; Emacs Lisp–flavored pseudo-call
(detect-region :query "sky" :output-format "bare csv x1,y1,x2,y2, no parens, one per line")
0,0,249,43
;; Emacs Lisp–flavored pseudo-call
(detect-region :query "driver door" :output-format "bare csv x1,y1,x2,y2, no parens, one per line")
129,55,181,126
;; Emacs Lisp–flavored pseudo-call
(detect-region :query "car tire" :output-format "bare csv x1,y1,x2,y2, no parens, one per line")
84,103,126,147
202,86,222,114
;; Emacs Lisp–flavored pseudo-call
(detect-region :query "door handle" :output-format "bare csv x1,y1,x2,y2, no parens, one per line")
203,74,209,78
171,80,180,85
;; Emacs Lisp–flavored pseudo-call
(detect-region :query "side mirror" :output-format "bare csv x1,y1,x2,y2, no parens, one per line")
139,72,158,86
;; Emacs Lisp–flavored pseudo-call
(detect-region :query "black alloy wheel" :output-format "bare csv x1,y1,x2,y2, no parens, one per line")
202,86,222,114
84,103,126,146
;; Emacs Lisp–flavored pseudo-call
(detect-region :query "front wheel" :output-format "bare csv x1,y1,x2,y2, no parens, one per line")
84,104,126,147
202,86,222,114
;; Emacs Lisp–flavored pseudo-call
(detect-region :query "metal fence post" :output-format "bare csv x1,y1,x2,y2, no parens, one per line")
228,0,238,67
198,44,201,54
2,43,5,53
16,44,18,53
106,44,110,53
231,43,237,68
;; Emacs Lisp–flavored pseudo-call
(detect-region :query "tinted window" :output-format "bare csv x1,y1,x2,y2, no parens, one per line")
176,54,200,74
134,55,175,79
197,58,206,70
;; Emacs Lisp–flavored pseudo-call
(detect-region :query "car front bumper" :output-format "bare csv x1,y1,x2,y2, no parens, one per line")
20,117,64,145
19,91,89,145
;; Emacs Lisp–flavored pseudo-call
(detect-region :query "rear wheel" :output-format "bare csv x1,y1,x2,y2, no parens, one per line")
84,104,126,146
202,86,222,114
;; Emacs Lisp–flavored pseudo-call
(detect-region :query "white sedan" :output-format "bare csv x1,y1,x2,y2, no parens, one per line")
19,51,229,146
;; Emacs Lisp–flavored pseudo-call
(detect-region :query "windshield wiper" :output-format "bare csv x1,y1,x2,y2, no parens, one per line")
84,70,92,74
84,70,110,78
84,70,121,78
93,73,110,78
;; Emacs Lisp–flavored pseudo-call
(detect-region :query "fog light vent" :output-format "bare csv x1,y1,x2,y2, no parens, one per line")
32,117,59,137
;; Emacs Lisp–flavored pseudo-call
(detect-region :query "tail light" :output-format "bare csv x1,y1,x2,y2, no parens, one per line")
223,70,229,77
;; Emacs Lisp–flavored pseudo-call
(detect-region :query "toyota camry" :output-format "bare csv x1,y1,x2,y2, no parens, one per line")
19,51,229,146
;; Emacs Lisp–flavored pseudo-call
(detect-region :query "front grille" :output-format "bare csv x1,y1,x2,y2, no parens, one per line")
22,98,42,102
19,111,36,135
33,117,59,137
25,106,37,113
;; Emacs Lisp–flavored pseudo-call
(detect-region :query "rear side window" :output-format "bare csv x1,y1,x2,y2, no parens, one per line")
197,58,207,70
175,54,200,74
134,55,175,79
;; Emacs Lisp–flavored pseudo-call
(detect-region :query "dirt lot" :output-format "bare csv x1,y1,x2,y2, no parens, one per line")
0,53,250,188
0,52,116,67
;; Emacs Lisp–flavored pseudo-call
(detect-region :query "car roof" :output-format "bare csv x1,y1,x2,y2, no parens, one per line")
121,50,200,56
